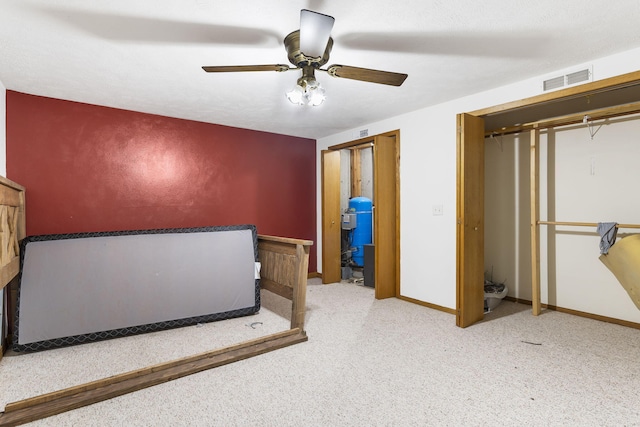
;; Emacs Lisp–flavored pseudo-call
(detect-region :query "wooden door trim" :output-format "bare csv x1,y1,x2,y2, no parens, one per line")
321,150,342,284
469,70,640,117
323,130,400,297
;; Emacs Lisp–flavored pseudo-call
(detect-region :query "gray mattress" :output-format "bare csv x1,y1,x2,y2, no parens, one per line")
14,225,260,352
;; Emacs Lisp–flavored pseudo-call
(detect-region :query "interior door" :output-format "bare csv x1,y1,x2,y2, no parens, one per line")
321,150,342,284
456,113,485,327
373,135,399,299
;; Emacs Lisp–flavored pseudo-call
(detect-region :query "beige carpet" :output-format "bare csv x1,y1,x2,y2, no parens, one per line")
1,278,640,426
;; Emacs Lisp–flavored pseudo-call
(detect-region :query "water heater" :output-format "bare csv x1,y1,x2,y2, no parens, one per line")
348,196,372,267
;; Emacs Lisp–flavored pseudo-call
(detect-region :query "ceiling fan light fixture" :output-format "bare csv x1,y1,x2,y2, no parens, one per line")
286,76,325,106
305,81,326,106
286,84,305,105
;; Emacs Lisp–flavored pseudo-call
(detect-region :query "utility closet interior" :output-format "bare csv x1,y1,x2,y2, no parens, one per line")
339,145,374,287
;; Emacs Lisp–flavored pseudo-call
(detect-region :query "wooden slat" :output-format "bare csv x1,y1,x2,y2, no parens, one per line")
260,277,293,300
0,330,308,426
0,257,19,291
350,148,361,197
290,243,310,330
257,234,313,247
259,239,298,256
538,221,640,229
486,101,640,136
530,127,541,316
0,189,21,208
16,191,25,242
259,250,297,288
328,137,374,151
0,177,25,208
0,178,24,292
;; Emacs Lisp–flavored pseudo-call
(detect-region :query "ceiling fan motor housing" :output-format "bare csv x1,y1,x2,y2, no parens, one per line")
284,30,333,68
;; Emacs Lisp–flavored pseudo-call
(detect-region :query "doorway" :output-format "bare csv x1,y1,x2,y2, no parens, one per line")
321,131,400,299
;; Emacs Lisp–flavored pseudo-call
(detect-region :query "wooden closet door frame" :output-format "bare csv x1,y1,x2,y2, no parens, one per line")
321,150,342,284
322,130,400,298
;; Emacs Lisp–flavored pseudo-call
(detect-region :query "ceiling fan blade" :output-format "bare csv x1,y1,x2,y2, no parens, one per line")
42,8,280,46
202,64,292,73
325,65,408,87
338,32,548,58
299,9,335,58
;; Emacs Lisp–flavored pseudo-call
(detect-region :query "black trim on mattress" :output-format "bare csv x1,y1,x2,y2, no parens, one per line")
14,224,260,352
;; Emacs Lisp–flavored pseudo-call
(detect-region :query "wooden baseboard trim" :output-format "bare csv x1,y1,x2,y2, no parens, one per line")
0,329,308,426
307,272,321,279
398,295,457,315
504,296,640,330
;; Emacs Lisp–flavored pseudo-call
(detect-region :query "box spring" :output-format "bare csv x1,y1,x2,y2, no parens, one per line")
14,224,260,352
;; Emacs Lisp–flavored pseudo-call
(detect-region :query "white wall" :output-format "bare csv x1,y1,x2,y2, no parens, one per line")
317,46,640,312
485,115,640,323
0,79,6,177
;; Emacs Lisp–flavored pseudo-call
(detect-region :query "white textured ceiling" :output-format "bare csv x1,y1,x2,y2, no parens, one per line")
1,1,639,139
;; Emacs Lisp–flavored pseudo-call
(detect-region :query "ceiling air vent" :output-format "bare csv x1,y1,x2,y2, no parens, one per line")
566,69,590,85
542,67,592,92
543,76,565,91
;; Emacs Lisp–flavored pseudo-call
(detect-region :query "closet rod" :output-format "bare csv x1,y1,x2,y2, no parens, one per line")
485,101,640,137
538,221,640,229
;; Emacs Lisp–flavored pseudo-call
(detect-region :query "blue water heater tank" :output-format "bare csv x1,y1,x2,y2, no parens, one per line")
349,196,373,267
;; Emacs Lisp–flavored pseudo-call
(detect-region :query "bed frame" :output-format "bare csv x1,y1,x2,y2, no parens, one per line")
0,176,313,426
0,176,25,360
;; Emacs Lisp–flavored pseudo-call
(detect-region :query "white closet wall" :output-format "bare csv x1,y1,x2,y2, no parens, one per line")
485,114,640,323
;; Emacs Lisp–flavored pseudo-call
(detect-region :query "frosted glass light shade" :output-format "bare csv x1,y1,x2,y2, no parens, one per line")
299,9,335,58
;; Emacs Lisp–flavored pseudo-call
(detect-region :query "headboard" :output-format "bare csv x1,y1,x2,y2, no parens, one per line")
0,176,26,358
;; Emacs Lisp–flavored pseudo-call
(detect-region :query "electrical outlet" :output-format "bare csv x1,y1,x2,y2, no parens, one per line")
432,204,443,216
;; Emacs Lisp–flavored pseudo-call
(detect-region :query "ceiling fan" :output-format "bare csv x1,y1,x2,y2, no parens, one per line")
202,9,408,106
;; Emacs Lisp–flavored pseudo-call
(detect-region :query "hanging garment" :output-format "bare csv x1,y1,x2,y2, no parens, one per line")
597,222,618,255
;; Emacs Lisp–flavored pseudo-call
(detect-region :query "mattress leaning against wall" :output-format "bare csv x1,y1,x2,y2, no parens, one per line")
14,224,260,352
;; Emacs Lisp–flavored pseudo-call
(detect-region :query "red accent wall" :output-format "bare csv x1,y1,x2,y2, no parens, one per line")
6,91,317,271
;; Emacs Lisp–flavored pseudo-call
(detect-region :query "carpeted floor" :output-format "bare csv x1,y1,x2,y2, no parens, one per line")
1,278,640,426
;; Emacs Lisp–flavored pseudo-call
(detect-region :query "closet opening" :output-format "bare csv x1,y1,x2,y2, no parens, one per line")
321,131,400,299
338,143,374,286
457,70,640,328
